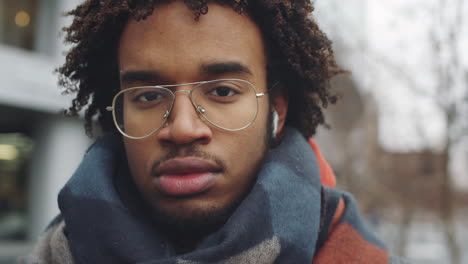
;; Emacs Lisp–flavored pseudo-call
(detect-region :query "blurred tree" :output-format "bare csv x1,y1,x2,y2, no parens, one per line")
366,1,467,262
315,0,468,262
428,1,466,263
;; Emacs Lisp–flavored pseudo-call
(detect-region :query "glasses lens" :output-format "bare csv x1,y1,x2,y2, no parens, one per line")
192,80,258,130
114,87,174,138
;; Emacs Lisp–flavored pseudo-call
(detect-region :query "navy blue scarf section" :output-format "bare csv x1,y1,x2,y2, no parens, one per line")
58,128,322,263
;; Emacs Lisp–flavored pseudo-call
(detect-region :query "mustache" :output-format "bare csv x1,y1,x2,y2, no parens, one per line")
151,145,227,174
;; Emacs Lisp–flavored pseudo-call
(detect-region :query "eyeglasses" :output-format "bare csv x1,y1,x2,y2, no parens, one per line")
106,79,268,139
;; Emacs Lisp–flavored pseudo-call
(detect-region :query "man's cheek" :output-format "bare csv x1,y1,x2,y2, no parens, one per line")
125,142,151,177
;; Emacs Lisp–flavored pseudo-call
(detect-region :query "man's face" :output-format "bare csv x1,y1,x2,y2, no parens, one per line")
118,2,273,228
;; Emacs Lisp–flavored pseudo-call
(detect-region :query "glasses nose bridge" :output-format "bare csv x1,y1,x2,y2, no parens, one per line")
168,85,202,119
172,86,196,106
171,81,200,98
173,89,191,96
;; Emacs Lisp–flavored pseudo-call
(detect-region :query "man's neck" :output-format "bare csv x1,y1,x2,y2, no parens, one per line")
171,236,202,255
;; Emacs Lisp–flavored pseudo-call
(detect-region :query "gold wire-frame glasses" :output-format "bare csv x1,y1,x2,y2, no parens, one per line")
106,79,268,139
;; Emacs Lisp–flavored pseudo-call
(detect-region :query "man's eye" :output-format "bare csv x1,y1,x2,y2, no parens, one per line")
134,91,164,102
209,86,237,97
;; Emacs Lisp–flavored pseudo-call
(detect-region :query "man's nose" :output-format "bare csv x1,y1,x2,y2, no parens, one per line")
157,91,212,145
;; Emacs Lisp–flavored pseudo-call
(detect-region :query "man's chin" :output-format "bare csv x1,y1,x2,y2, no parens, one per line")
150,202,236,239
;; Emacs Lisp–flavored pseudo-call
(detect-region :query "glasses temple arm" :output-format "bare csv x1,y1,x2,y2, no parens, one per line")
256,81,279,98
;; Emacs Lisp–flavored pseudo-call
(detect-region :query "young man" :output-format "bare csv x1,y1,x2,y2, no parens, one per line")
24,0,405,263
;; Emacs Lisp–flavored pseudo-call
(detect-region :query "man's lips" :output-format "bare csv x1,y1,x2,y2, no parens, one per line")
153,157,222,196
154,157,222,176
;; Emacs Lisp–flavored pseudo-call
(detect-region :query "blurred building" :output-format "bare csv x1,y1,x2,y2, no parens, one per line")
315,70,463,210
0,0,90,262
381,151,446,208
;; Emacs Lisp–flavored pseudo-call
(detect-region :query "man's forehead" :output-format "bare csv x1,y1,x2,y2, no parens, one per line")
122,1,256,39
118,1,266,84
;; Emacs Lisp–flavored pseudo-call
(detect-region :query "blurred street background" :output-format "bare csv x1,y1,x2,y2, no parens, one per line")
0,0,467,263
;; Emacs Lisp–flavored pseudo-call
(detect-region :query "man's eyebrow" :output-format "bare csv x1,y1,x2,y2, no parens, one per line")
120,70,162,84
120,62,251,84
201,62,253,76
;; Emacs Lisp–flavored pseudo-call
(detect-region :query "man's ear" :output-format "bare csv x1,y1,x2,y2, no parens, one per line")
272,93,288,137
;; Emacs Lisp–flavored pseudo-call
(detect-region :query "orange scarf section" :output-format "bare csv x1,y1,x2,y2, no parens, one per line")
308,138,336,188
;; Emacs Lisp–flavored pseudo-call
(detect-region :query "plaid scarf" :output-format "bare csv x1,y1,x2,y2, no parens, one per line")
25,128,404,264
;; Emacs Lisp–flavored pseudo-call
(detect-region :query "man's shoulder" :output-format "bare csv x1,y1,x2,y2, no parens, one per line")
19,216,73,264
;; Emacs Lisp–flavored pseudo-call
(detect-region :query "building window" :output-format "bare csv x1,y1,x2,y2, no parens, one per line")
0,0,39,50
0,133,33,241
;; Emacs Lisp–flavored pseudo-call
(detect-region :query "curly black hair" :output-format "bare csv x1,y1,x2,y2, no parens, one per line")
59,0,342,138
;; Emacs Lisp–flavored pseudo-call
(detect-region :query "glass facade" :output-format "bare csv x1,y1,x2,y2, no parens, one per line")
0,133,33,241
0,0,39,51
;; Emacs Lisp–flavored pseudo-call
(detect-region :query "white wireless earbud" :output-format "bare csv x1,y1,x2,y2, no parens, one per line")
272,110,279,138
